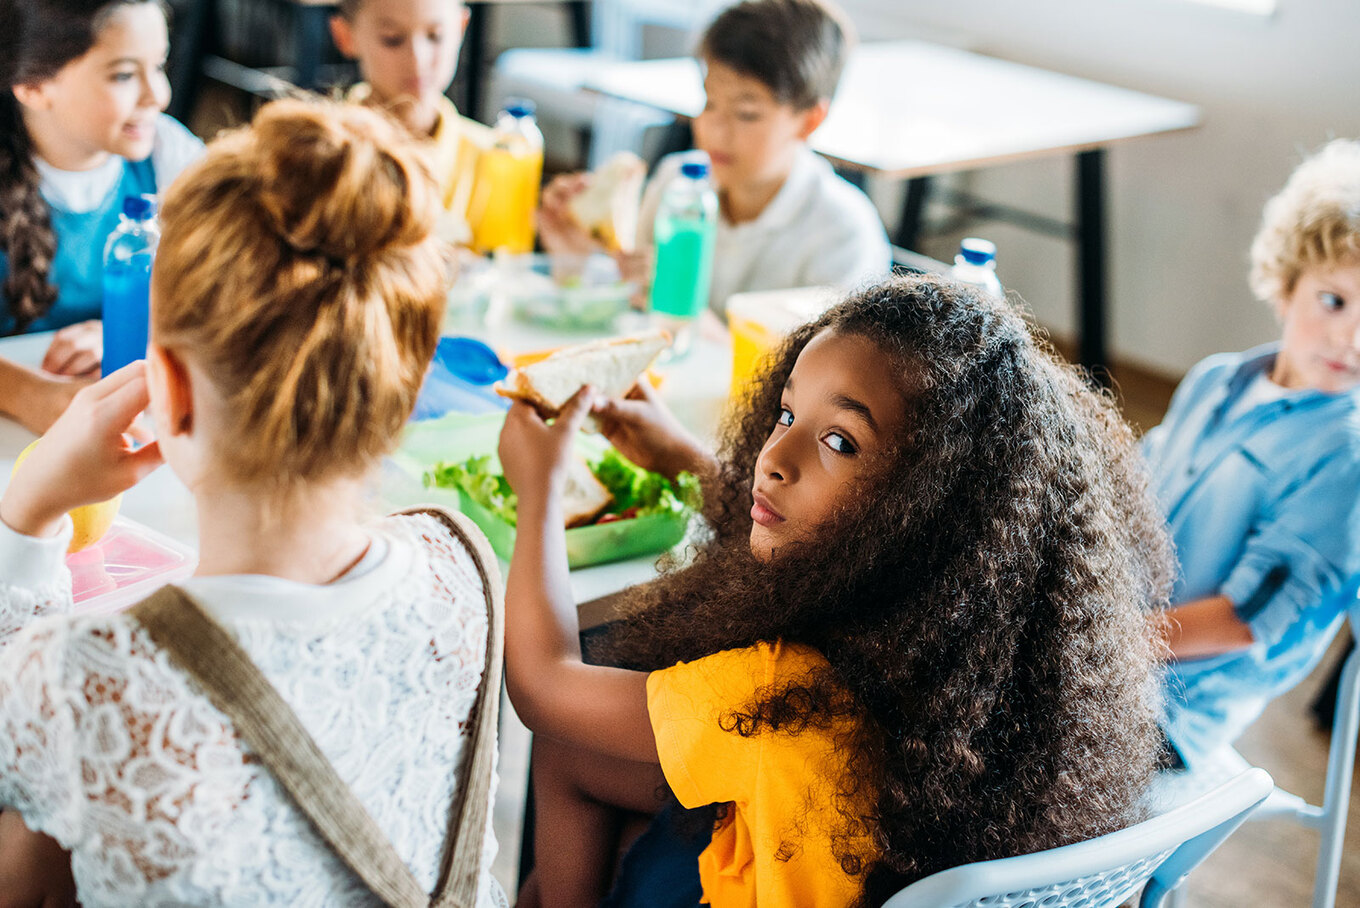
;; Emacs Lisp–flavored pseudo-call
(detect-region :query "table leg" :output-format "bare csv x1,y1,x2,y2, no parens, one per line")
566,0,591,48
895,175,933,252
1076,148,1109,383
293,3,331,91
463,2,488,121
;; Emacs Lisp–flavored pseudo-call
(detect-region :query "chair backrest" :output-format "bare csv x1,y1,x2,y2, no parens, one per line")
1306,595,1360,908
880,767,1273,908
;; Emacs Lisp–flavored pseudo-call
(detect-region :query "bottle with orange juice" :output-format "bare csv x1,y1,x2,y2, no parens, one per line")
468,100,544,255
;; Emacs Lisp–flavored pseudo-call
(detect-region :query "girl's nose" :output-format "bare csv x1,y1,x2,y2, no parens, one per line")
143,71,170,111
757,433,798,484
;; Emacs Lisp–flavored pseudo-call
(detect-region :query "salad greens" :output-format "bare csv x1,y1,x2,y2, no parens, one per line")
423,449,701,528
425,455,519,526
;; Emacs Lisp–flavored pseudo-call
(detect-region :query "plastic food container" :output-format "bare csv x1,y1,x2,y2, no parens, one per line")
69,515,197,615
448,253,634,332
386,412,689,569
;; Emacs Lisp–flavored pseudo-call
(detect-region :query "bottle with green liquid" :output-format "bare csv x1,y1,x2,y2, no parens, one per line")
650,159,717,356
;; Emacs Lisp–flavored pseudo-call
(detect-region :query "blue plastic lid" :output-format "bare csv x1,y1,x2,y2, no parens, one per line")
680,161,709,179
958,237,997,266
122,194,155,221
434,336,509,386
503,99,537,119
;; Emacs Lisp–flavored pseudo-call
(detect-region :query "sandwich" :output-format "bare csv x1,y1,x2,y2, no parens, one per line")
569,151,646,254
561,456,614,527
496,330,670,421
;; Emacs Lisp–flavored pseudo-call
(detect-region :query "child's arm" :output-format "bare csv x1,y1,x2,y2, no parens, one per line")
0,358,90,436
1163,594,1256,659
590,380,718,482
498,390,660,765
0,364,162,647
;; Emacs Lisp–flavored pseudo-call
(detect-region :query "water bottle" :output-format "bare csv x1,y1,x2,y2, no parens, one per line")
649,159,718,356
469,100,544,254
950,237,1004,300
101,194,159,377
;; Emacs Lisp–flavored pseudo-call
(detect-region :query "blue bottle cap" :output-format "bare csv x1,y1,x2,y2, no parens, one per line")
122,194,155,220
503,99,537,119
434,336,509,386
958,237,997,266
679,161,709,179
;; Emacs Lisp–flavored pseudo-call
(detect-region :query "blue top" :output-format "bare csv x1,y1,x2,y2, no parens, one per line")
1143,343,1360,768
0,155,158,336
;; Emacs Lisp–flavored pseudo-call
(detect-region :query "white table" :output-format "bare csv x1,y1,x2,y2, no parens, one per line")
0,321,733,606
584,41,1203,375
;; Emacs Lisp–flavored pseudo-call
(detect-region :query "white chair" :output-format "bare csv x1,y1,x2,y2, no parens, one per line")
1156,596,1360,908
490,0,723,167
880,767,1273,908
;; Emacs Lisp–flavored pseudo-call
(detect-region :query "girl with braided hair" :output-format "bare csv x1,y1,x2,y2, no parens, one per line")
0,0,202,433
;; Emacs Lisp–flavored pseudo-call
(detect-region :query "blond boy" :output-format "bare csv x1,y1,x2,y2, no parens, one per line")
1148,139,1360,770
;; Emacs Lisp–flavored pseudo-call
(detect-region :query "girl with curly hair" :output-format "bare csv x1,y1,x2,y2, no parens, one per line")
498,274,1174,907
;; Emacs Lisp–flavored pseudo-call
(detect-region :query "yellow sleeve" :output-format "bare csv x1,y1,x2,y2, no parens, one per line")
646,643,779,809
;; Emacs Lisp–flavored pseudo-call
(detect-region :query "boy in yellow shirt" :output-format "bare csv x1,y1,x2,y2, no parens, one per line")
330,0,490,241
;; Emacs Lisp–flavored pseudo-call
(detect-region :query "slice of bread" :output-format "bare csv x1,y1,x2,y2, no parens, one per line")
562,456,614,528
569,151,646,254
496,330,670,418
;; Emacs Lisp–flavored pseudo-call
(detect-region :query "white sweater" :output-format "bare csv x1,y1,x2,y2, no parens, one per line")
0,512,506,907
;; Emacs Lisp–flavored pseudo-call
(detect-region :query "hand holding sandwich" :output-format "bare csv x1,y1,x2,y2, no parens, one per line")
591,381,716,483
498,386,596,513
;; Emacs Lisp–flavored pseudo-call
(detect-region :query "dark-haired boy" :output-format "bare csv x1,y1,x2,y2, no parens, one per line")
540,0,890,316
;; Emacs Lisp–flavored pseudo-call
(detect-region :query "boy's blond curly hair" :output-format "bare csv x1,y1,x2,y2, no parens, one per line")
1250,139,1360,303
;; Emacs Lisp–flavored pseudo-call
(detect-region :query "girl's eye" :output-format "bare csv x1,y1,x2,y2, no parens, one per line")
112,71,136,82
427,29,444,43
824,432,857,455
1320,292,1345,312
735,110,762,123
777,407,794,427
380,35,404,48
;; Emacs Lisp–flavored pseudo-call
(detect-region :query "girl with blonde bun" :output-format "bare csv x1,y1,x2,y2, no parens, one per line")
0,99,507,907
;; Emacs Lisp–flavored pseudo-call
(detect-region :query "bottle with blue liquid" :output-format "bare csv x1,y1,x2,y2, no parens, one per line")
650,158,718,356
102,195,159,377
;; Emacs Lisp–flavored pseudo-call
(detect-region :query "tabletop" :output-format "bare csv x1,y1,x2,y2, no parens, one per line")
583,40,1201,179
0,318,734,606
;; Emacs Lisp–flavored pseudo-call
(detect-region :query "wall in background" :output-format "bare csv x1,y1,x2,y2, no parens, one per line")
843,0,1360,376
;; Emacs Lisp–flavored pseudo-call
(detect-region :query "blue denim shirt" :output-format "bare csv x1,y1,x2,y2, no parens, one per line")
1143,343,1360,768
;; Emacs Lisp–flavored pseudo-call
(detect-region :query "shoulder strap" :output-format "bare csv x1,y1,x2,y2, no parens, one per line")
129,506,503,908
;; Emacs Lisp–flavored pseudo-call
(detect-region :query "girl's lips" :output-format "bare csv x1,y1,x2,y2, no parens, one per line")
751,491,784,527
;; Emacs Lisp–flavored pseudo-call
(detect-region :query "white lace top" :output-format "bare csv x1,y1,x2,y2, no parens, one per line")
0,512,506,907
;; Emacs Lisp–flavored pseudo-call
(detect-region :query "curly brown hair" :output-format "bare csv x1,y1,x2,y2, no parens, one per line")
603,274,1173,905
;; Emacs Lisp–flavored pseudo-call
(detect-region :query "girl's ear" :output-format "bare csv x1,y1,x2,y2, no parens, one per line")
797,99,831,140
146,343,194,436
329,15,358,59
10,82,53,112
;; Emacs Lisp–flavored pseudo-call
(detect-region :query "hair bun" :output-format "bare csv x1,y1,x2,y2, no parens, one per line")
247,100,439,261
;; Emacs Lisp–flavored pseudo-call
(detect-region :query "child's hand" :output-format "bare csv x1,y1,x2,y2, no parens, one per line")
498,388,596,506
592,381,712,480
41,320,103,377
537,173,598,256
1,363,163,539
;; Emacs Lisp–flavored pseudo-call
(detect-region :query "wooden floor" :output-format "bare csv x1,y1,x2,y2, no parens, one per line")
486,352,1359,906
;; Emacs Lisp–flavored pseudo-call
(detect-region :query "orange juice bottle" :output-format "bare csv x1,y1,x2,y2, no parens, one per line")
469,101,544,254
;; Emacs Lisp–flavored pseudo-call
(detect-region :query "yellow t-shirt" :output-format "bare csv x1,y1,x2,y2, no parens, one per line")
647,641,875,907
345,86,490,243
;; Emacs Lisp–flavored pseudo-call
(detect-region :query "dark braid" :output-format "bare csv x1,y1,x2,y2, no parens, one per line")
0,0,160,334
0,91,58,334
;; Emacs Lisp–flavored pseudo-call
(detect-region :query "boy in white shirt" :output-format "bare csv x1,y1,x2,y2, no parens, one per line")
539,0,890,317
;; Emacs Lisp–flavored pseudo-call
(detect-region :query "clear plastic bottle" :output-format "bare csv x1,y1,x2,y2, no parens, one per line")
102,194,159,377
469,100,544,254
649,158,718,356
950,237,1004,300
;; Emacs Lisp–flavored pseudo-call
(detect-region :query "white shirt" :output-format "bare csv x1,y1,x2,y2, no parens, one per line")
0,513,506,908
34,114,204,213
639,146,892,316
